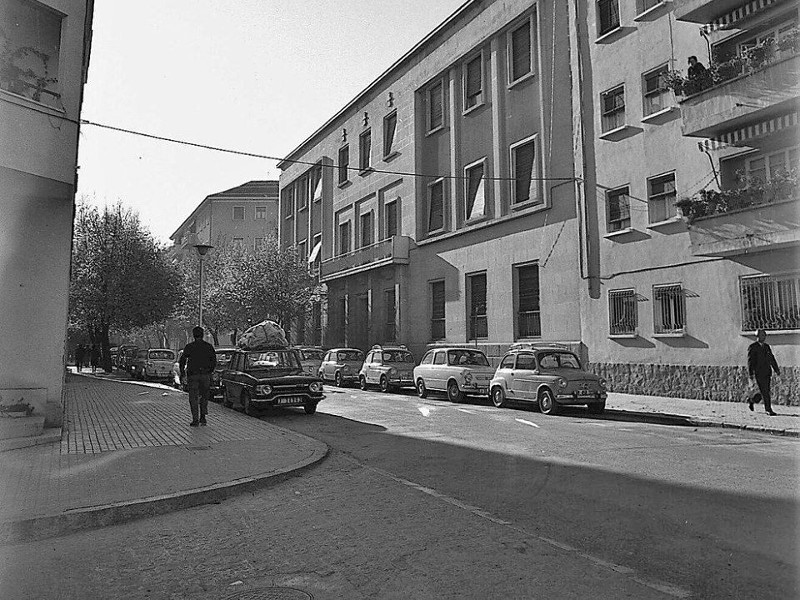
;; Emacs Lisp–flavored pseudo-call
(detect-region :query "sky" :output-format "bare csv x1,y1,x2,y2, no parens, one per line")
76,0,466,244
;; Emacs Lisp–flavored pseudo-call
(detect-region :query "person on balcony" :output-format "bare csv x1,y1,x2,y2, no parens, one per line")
686,56,710,94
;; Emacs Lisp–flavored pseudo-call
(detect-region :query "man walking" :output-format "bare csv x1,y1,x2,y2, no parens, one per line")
179,326,217,427
75,344,85,372
747,328,780,416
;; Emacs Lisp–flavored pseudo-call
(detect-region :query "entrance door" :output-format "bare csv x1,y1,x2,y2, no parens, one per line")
349,294,370,351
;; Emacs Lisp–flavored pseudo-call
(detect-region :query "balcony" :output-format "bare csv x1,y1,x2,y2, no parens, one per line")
320,235,411,281
674,0,757,24
679,53,800,140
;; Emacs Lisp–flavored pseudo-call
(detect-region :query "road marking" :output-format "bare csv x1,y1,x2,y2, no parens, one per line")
515,418,540,428
456,408,475,414
343,455,691,599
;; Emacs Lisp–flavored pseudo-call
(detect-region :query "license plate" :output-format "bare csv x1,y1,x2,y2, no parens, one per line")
477,387,488,395
277,396,304,405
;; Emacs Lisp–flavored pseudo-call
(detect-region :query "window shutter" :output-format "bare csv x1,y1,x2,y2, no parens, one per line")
430,83,443,130
429,182,444,231
466,57,482,99
515,142,535,204
511,23,531,80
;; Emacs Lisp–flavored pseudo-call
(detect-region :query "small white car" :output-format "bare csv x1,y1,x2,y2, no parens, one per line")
359,345,416,392
318,348,365,387
413,347,495,402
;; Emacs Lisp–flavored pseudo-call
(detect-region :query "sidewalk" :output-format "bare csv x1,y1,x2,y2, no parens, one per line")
0,373,796,545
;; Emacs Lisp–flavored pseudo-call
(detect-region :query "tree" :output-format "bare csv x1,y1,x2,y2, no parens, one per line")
69,201,182,370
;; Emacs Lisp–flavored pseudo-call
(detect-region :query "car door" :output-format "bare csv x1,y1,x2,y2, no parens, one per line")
430,350,447,391
512,352,538,401
416,351,433,388
368,352,382,384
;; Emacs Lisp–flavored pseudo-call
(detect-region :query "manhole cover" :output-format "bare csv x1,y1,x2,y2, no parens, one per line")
225,588,313,600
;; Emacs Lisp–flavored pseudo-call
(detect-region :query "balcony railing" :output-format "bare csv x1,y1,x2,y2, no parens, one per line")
320,235,410,280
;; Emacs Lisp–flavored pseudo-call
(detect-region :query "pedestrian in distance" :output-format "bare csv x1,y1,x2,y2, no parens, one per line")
75,344,85,372
90,345,100,374
747,328,780,416
179,326,217,427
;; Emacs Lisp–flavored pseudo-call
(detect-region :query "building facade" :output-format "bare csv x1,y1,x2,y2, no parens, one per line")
581,0,798,403
0,0,94,432
278,0,588,362
170,180,279,251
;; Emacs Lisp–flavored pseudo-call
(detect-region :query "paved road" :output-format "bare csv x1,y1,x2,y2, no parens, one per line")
1,386,797,599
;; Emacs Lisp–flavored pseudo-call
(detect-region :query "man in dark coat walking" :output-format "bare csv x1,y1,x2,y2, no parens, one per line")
75,345,85,372
747,328,780,416
179,326,217,427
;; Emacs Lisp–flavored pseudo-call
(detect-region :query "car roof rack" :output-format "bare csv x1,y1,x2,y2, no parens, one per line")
508,341,571,351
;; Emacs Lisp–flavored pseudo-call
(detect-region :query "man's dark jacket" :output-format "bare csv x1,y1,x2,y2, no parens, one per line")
180,340,217,376
747,341,779,379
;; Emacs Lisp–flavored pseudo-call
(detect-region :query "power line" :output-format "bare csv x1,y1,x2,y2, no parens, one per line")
80,119,578,183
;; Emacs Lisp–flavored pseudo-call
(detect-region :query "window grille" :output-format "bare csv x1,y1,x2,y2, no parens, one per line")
648,173,676,223
517,264,541,338
383,112,397,156
597,0,620,36
510,20,532,82
429,82,444,131
740,274,800,331
654,285,686,334
468,273,488,339
359,130,371,172
338,145,349,184
428,180,444,232
607,187,631,231
601,85,625,132
431,281,446,340
643,65,670,116
609,289,637,335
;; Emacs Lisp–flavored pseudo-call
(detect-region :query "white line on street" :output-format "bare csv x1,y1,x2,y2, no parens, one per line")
515,418,540,428
456,408,475,414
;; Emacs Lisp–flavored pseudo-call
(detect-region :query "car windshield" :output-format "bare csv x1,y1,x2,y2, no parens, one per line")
447,349,489,366
301,349,325,361
149,350,174,360
216,351,234,366
538,352,581,370
337,350,363,361
383,351,414,363
247,351,301,370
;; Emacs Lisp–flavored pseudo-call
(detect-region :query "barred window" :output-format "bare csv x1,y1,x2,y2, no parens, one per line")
740,274,800,331
601,85,625,132
468,273,488,340
607,186,631,232
609,289,637,335
431,281,446,340
648,173,676,223
654,284,686,334
517,264,541,338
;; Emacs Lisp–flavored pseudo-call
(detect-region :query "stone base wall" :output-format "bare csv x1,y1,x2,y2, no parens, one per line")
590,363,799,406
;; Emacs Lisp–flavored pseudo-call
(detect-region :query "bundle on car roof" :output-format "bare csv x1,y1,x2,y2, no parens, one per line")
236,320,289,350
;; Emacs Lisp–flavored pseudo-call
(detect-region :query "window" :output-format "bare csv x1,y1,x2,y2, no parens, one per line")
465,160,486,221
232,237,244,248
254,237,265,251
282,187,295,219
648,173,677,223
607,186,631,232
338,221,351,255
637,0,663,15
433,351,447,365
428,179,445,233
384,289,396,342
517,353,536,370
359,130,372,172
511,136,539,205
383,111,397,157
297,176,309,211
509,18,533,83
255,206,267,220
517,264,540,338
312,167,322,202
233,206,245,220
741,273,800,331
0,0,62,108
428,80,444,132
338,145,350,184
464,54,483,110
597,0,620,36
653,284,686,334
601,85,626,132
746,147,798,183
297,240,307,263
500,354,515,369
421,352,434,365
360,211,373,247
385,200,398,238
609,289,637,335
430,280,445,340
189,220,197,234
468,273,488,340
643,65,670,117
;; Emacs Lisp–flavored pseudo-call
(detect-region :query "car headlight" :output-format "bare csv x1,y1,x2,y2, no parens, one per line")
557,378,568,388
464,371,473,384
309,381,323,393
600,378,607,390
389,367,397,375
256,384,272,395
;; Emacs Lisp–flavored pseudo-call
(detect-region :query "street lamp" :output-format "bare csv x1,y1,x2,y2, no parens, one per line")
194,243,213,328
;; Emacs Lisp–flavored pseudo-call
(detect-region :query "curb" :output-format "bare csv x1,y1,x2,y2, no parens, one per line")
0,437,329,546
603,409,799,437
0,427,62,453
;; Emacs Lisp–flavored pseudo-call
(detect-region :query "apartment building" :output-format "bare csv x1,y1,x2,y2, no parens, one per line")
170,180,279,251
581,0,798,402
0,0,94,432
278,0,587,360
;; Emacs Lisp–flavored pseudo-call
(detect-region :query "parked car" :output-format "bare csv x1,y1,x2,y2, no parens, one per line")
294,346,326,376
413,347,495,402
489,343,607,415
116,345,139,372
210,347,236,399
220,348,324,415
359,345,416,392
130,348,176,381
318,348,365,387
109,346,119,368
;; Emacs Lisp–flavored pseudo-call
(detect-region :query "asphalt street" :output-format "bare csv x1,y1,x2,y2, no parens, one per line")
1,386,797,599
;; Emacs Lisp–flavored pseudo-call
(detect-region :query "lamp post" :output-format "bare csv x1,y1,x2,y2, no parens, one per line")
194,243,213,328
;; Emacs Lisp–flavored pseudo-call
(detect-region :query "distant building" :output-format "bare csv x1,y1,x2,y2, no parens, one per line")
170,180,279,252
0,0,94,430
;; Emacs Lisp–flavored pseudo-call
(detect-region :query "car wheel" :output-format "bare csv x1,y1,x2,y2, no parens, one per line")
304,402,318,415
587,401,606,415
447,380,465,403
242,391,255,416
492,386,506,408
416,378,427,398
359,376,368,390
379,376,390,393
538,389,558,415
334,371,343,387
222,387,233,408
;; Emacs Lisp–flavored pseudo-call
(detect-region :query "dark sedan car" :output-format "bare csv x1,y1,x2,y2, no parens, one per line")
220,348,324,415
